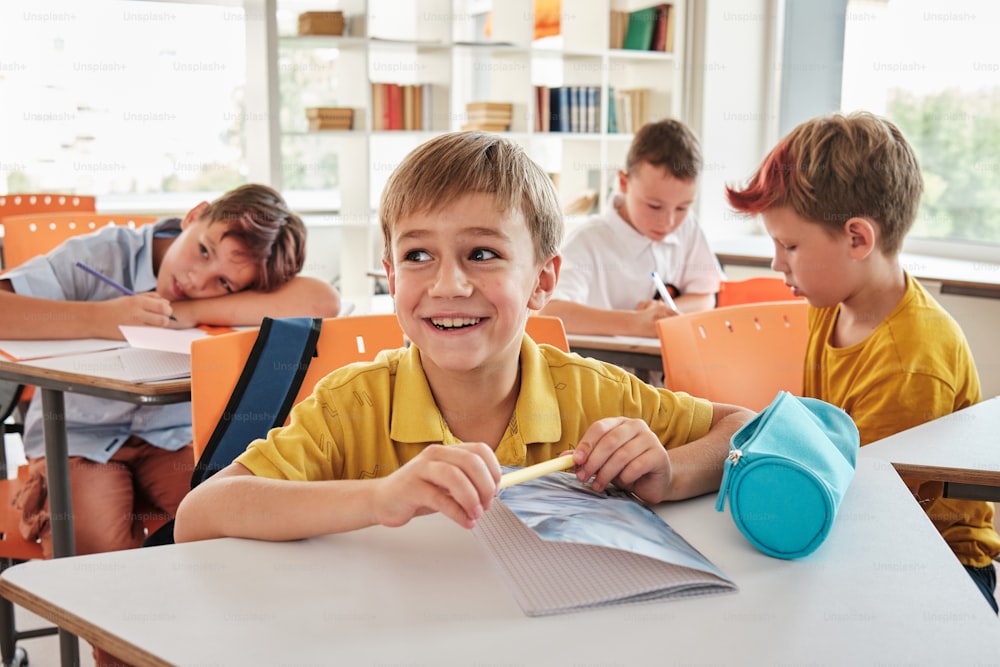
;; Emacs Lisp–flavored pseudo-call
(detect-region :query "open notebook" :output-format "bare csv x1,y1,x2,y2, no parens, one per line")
473,470,736,616
0,327,213,383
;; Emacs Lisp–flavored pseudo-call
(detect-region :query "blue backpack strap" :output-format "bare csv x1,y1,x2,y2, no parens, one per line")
191,316,323,488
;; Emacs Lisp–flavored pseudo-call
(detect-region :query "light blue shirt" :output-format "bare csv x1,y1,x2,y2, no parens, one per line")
5,219,192,463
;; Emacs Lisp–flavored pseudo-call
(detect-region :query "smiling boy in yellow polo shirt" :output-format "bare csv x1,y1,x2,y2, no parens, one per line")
174,132,753,543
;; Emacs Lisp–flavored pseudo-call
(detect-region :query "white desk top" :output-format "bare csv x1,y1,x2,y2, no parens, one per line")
2,458,997,666
566,333,661,354
861,395,1000,486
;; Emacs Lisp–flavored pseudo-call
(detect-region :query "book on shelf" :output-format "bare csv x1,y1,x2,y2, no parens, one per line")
607,86,618,133
466,110,513,124
372,83,436,131
540,86,600,134
618,3,673,52
611,87,649,133
474,469,736,616
305,107,354,131
466,101,514,113
609,9,629,49
308,118,353,131
623,6,658,50
297,10,344,36
650,4,673,52
465,101,513,131
461,123,511,133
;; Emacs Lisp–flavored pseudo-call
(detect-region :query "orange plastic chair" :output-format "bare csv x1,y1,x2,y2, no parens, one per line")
655,301,809,412
190,314,406,462
715,276,803,308
0,193,95,221
525,314,570,352
0,212,158,269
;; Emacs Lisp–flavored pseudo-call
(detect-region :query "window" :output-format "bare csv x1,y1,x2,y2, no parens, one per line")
841,0,1000,258
0,1,247,208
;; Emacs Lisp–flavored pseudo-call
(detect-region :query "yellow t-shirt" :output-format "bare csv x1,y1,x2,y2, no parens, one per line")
803,273,999,567
237,336,715,482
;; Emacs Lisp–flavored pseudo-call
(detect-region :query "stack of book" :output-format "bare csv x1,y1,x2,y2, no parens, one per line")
371,83,446,131
533,86,600,134
297,11,345,36
607,87,649,134
610,3,673,52
462,102,513,132
305,107,354,131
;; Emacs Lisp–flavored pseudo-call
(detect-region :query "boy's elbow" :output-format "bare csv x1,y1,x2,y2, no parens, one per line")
172,495,203,543
304,278,342,317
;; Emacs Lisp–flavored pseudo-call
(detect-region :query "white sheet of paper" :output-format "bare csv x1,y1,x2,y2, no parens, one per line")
0,338,129,362
25,348,191,383
119,326,207,355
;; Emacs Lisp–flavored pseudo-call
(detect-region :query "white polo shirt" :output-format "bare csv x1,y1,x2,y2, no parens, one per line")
552,194,724,310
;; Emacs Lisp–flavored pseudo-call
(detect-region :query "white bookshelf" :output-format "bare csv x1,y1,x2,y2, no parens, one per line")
275,0,687,312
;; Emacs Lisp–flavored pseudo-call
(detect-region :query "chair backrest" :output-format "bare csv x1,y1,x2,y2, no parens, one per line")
190,314,406,463
1,212,159,269
525,315,570,352
0,193,96,220
656,301,809,412
716,276,803,308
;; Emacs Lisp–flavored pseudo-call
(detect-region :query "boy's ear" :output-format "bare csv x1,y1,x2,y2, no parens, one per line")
382,258,395,297
527,255,561,311
844,217,877,260
617,170,629,194
181,202,210,229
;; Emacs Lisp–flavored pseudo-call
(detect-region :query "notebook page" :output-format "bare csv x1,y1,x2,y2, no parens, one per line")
474,501,735,616
119,326,207,355
24,348,191,383
0,338,128,362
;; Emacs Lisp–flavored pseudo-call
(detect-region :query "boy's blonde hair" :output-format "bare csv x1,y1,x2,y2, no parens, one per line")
626,118,702,181
379,132,564,264
726,111,923,255
200,183,306,292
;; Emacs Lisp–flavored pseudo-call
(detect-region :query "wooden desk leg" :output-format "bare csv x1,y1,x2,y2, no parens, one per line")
40,388,80,667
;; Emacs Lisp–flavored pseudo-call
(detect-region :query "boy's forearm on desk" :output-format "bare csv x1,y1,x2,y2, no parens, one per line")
174,277,341,326
0,290,120,339
539,300,649,337
174,464,378,542
662,403,755,500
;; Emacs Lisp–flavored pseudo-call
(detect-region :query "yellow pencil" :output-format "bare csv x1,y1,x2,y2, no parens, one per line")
499,454,576,489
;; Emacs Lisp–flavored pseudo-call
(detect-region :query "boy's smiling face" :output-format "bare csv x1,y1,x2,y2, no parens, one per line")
155,203,260,300
384,192,558,378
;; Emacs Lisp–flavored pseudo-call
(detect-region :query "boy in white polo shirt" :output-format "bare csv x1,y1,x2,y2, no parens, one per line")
540,119,724,337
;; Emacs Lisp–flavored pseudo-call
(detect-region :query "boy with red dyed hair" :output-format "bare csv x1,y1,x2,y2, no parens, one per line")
726,111,1000,611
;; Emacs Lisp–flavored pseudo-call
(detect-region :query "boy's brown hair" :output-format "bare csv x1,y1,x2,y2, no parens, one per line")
725,111,923,255
200,183,306,291
625,118,702,181
379,131,564,264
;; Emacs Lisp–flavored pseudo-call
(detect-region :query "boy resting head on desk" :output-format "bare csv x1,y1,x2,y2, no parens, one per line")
726,110,1000,613
0,182,340,560
174,132,754,544
538,118,725,337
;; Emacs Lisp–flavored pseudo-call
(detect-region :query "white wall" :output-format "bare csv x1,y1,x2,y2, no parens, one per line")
691,0,779,243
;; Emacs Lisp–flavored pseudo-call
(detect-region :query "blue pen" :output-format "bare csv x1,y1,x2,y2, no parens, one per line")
76,261,135,296
650,272,680,314
76,261,177,321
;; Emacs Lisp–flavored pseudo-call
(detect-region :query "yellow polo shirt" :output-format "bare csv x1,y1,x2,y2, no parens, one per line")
804,273,999,567
237,336,714,481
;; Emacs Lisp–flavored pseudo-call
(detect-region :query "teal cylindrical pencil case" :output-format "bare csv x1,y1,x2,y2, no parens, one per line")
715,391,860,559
